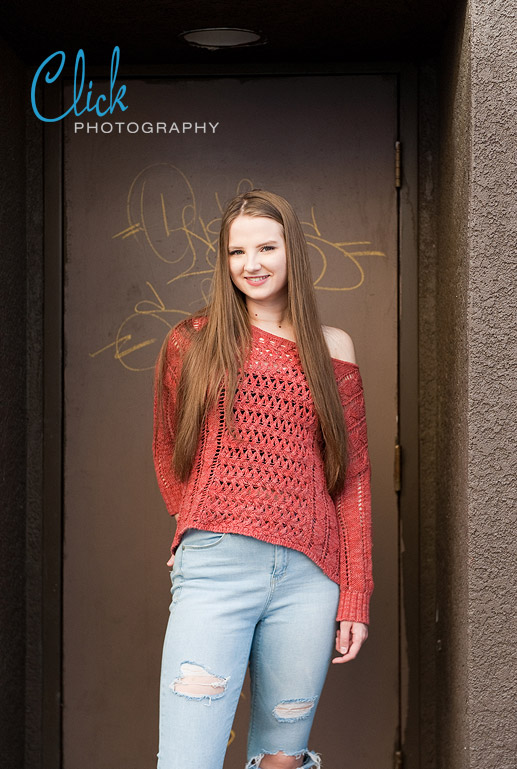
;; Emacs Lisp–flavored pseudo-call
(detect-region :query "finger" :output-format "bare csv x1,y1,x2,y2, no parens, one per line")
338,621,353,655
332,632,367,664
166,554,175,567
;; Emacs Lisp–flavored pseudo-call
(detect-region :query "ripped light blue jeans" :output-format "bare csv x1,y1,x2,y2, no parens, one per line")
157,529,340,769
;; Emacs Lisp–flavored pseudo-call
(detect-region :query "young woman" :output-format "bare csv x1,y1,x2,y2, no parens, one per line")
153,190,373,769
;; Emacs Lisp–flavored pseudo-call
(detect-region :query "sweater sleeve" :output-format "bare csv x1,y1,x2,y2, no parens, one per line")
152,327,186,517
333,366,374,624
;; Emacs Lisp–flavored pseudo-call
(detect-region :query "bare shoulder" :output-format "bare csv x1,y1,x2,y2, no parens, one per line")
322,325,357,364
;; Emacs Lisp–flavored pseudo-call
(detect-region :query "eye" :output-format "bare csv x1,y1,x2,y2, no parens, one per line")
228,249,244,256
261,245,275,252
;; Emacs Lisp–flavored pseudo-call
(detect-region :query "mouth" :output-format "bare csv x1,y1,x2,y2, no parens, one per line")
244,275,271,284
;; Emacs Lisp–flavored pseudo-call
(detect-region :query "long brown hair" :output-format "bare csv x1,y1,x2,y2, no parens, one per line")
155,189,349,496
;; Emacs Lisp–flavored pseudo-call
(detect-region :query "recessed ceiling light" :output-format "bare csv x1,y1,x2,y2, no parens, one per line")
179,27,265,50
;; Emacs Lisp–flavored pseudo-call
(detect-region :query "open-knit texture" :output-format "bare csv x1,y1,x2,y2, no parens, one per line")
153,316,373,623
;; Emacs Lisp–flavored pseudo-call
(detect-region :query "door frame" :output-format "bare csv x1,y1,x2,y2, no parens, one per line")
40,62,419,768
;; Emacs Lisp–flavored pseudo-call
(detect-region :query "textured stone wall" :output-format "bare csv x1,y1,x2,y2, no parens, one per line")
24,83,44,769
435,1,517,767
0,37,28,768
467,0,517,765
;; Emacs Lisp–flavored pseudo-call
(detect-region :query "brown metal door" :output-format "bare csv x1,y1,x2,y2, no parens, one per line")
63,74,400,767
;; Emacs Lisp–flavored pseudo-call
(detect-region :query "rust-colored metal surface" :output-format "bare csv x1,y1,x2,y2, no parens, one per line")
63,74,399,767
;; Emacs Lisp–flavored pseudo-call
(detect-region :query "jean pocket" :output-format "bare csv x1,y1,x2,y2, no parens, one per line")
181,529,227,550
169,546,185,605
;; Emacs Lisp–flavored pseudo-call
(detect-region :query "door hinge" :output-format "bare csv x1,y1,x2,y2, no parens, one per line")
394,443,402,492
395,141,402,188
394,749,403,769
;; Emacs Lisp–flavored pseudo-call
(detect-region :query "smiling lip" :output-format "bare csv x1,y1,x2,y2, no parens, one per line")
244,275,270,284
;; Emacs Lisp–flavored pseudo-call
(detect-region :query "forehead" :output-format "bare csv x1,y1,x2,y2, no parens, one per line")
228,215,284,244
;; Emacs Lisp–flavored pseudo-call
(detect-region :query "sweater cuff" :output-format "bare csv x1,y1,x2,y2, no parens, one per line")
335,590,370,624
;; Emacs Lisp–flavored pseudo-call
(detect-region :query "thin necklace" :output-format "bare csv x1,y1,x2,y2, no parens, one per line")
250,312,284,329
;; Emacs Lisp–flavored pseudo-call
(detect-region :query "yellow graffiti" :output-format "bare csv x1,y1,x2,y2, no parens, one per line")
91,164,385,371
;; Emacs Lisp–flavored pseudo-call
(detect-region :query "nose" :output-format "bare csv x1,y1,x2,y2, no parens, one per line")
244,250,262,273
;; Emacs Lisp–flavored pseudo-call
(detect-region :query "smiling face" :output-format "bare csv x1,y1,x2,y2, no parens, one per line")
227,215,288,310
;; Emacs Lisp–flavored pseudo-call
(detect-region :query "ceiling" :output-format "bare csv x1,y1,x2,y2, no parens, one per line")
3,0,456,68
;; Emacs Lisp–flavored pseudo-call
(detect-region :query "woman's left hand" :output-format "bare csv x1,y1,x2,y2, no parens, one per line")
332,621,368,664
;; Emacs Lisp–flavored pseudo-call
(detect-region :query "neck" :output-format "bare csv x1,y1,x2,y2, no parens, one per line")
246,298,288,328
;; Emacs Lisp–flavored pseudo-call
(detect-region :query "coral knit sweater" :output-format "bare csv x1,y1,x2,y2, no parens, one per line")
153,316,373,624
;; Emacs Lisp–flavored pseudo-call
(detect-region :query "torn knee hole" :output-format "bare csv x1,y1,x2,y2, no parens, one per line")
171,662,228,699
261,751,305,767
273,698,317,722
246,750,318,769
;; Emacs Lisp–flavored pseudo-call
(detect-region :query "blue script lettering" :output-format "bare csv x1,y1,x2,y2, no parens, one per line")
31,46,127,123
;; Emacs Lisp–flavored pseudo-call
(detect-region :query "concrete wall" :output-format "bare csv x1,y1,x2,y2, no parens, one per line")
25,73,45,769
435,1,517,767
0,37,28,768
0,35,44,769
467,0,517,765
